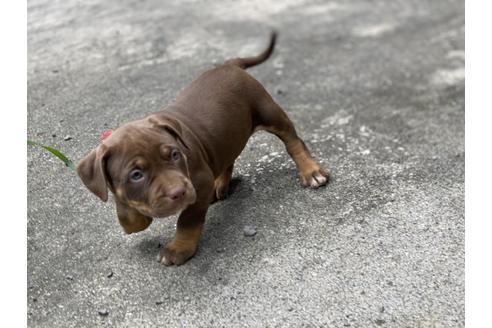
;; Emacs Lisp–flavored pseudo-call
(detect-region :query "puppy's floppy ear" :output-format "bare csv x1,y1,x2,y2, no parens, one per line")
77,144,110,202
115,200,153,234
148,115,190,150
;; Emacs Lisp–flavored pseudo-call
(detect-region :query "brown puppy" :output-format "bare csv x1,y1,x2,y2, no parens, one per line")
77,32,329,265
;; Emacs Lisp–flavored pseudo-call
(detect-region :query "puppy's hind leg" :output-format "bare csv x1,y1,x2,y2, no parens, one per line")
256,100,329,188
213,163,234,202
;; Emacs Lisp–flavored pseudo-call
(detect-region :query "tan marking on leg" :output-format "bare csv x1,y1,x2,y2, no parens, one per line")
174,224,203,250
214,164,234,201
265,126,329,188
286,139,329,188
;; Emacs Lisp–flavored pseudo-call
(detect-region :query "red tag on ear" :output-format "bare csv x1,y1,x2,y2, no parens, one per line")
100,129,113,143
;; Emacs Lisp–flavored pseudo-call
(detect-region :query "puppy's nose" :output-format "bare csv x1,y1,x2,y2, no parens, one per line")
168,186,186,201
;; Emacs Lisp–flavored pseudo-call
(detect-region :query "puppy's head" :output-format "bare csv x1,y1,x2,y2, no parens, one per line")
77,115,197,232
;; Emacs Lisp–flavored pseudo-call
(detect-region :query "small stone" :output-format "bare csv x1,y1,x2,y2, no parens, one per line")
106,270,113,278
275,86,284,95
52,69,59,73
98,309,109,316
380,306,385,313
243,225,257,237
287,307,294,312
375,319,385,326
65,275,73,281
64,136,73,141
155,301,164,305
52,134,57,138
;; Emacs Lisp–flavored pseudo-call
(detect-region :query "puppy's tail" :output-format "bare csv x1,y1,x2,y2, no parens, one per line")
225,31,277,69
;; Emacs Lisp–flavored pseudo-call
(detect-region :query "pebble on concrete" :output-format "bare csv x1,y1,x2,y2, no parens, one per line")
98,309,109,317
243,225,257,237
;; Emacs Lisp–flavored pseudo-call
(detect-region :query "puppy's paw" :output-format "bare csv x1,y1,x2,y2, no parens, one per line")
158,241,197,266
300,164,329,189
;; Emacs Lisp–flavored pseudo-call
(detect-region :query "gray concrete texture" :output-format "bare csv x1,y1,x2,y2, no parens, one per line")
27,0,464,327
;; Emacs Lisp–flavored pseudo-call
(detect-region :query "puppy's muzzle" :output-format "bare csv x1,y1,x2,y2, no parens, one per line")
151,181,196,218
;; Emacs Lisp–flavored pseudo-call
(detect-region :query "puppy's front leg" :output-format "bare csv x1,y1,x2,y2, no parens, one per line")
159,205,208,266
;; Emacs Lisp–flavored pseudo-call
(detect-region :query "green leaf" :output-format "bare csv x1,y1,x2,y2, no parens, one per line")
27,140,75,171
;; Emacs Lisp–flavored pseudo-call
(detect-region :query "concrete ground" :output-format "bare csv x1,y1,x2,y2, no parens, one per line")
27,0,464,327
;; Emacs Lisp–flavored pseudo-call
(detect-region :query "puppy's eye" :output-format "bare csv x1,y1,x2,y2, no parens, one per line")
129,169,144,182
171,149,180,161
